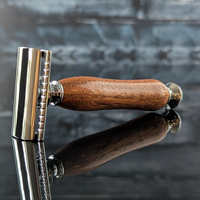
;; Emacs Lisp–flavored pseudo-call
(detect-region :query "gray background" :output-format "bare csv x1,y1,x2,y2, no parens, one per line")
1,0,200,199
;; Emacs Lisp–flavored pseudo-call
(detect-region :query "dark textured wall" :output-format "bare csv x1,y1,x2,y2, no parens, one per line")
1,1,200,199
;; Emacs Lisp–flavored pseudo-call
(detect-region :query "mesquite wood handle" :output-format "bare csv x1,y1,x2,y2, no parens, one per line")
58,77,169,111
54,113,168,176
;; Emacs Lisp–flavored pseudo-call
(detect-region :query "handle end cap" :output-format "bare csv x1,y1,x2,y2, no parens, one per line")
166,82,183,109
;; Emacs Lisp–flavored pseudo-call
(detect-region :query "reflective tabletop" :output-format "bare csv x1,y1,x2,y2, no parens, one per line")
2,103,200,199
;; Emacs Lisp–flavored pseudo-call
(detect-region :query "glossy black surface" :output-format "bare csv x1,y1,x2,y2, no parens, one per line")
1,1,200,199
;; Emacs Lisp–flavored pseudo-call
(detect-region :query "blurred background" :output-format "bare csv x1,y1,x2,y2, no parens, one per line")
1,0,200,199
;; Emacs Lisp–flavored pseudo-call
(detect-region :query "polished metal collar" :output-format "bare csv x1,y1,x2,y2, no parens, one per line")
48,81,64,106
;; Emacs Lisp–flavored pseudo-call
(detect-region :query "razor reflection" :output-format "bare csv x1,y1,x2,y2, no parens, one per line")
48,110,181,183
12,139,51,200
12,110,181,199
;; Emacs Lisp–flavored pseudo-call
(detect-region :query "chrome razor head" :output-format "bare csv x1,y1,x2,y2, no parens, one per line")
11,47,52,141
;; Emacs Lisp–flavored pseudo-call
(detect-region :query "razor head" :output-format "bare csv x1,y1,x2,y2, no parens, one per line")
11,47,52,141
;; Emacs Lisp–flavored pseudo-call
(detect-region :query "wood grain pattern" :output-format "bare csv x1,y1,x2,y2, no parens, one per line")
58,77,169,111
54,113,168,176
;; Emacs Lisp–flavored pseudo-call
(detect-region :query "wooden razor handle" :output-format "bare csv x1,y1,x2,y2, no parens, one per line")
54,113,169,176
58,77,170,111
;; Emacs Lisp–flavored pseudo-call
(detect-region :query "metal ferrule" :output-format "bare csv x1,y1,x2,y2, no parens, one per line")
47,155,64,186
48,81,64,106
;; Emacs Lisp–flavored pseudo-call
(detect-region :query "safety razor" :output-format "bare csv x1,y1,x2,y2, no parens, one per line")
11,47,183,141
